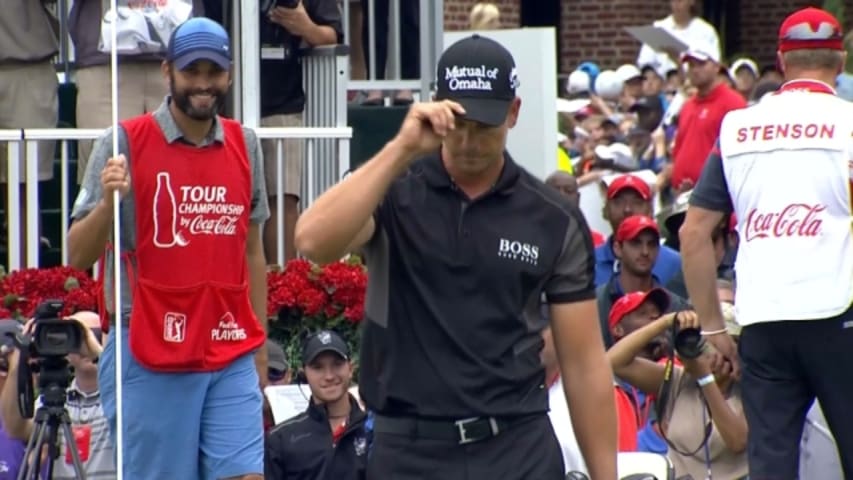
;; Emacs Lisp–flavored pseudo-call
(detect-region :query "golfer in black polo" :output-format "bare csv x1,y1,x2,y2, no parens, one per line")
296,35,617,480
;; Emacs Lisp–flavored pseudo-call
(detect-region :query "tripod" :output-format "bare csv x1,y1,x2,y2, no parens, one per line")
17,359,87,480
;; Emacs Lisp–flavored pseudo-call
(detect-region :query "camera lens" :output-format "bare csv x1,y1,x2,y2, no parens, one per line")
674,327,705,360
45,331,68,347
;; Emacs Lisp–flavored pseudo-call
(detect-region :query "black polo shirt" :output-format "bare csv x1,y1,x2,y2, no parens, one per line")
359,151,596,418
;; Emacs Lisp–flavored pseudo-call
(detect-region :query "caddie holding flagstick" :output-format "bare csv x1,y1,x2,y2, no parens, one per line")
67,18,270,480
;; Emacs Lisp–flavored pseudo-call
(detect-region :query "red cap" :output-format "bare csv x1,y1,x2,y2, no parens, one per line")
606,174,651,200
608,288,670,329
778,7,843,53
615,215,660,242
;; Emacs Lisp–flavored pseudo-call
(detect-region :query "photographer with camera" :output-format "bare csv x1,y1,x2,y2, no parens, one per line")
0,311,113,479
607,305,747,479
0,320,25,479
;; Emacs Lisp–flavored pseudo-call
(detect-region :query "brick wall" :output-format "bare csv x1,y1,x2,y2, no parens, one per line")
738,0,845,67
444,0,521,30
558,0,673,71
443,0,853,74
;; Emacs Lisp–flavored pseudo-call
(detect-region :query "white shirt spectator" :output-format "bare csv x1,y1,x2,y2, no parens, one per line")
636,15,720,78
548,378,588,474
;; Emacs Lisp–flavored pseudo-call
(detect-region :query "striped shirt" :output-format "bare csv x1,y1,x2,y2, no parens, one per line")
35,381,115,479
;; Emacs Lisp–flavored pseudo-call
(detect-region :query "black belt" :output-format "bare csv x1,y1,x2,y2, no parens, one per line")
372,413,540,445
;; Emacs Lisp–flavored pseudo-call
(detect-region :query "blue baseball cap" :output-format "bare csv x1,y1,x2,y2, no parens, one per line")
167,18,231,70
577,61,601,87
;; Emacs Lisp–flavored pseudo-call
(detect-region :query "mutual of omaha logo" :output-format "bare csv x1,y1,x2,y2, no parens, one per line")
445,65,500,92
509,67,520,89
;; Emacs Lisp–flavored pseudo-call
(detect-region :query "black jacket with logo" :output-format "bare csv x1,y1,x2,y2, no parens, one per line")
265,394,368,480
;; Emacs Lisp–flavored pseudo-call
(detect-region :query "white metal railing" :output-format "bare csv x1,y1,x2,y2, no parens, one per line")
2,127,352,272
342,0,444,100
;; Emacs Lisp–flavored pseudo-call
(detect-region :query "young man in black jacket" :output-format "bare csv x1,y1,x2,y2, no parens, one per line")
265,330,368,480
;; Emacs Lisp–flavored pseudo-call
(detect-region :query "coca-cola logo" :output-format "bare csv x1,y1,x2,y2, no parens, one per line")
744,203,826,241
188,215,239,235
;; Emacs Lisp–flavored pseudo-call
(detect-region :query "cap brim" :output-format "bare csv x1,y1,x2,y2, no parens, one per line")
456,97,512,127
269,360,288,372
174,50,231,71
624,225,660,242
594,145,613,160
645,288,671,313
304,347,348,365
681,52,714,64
608,184,650,200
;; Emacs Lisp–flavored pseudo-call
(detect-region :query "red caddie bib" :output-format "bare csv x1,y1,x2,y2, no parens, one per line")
121,114,265,372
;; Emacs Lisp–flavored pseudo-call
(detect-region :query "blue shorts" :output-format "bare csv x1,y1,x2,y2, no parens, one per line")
98,328,263,479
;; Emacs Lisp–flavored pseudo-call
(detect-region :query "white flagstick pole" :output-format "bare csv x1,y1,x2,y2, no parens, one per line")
108,0,125,478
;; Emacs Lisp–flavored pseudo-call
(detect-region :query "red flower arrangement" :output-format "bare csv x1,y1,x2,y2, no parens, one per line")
0,258,369,372
0,266,99,320
266,257,367,372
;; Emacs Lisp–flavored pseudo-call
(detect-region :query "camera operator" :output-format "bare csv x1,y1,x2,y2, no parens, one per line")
265,330,367,480
0,312,114,479
607,310,748,479
0,320,25,479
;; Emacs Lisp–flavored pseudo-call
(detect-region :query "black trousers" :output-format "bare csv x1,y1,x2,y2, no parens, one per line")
739,313,853,479
360,0,421,80
366,414,564,480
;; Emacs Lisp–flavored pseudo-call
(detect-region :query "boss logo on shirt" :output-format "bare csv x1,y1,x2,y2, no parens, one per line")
497,238,540,266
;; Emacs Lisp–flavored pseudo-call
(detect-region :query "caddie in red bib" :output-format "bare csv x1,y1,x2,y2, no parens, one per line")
67,18,269,480
123,113,265,371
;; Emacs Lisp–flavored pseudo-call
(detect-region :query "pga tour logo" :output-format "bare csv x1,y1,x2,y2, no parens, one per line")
498,238,540,265
164,312,187,343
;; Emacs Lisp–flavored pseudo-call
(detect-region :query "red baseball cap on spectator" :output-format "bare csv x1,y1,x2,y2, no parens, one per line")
608,288,670,329
616,215,660,242
606,174,651,200
778,7,843,53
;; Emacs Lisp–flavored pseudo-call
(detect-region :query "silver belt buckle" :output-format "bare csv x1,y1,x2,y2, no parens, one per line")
454,417,500,445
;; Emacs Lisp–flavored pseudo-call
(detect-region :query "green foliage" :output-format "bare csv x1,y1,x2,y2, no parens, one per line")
821,0,853,72
823,0,844,22
269,309,362,382
265,256,367,382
